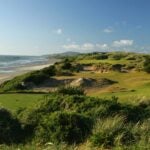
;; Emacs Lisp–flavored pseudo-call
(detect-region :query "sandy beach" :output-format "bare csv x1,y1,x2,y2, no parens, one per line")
0,75,11,83
0,59,59,84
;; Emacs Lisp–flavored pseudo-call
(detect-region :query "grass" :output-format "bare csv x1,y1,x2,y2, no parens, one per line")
58,57,144,101
77,58,130,65
73,71,150,103
0,93,45,111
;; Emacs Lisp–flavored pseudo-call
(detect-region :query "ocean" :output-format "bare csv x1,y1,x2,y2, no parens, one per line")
0,55,49,74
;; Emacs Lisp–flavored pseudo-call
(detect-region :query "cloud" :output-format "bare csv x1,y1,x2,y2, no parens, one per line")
103,27,114,33
112,40,134,47
96,44,108,50
55,28,63,35
62,43,95,51
81,43,95,50
62,44,80,50
62,39,134,52
62,43,108,51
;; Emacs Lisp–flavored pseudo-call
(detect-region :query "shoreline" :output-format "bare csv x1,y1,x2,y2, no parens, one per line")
0,59,59,84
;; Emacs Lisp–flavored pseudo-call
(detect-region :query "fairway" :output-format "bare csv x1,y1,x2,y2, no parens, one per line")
0,93,45,111
76,71,150,104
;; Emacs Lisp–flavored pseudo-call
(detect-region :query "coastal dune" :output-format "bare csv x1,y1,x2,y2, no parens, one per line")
0,75,10,84
0,60,57,84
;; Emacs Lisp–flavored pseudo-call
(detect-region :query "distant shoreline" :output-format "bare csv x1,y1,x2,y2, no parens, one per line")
0,58,59,84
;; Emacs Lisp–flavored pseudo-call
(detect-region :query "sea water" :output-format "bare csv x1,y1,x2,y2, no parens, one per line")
0,55,48,73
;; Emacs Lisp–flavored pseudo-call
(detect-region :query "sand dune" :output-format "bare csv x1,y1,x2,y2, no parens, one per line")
0,62,56,84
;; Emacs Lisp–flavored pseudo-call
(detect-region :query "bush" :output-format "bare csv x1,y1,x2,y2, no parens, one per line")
77,96,121,118
0,70,50,91
42,65,56,76
90,116,135,147
61,58,72,70
93,53,108,60
121,103,150,122
0,75,27,91
57,86,85,95
24,71,49,85
0,108,23,144
143,56,150,73
15,93,150,147
55,70,74,76
112,64,124,72
35,112,93,144
110,52,127,60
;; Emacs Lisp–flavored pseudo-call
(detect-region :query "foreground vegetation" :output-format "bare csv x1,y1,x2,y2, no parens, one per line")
0,51,150,149
0,87,150,149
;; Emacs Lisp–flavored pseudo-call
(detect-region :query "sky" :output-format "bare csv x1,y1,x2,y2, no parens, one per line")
0,0,150,55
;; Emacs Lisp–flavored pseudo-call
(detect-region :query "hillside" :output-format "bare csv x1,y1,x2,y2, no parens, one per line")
0,52,150,149
1,52,150,101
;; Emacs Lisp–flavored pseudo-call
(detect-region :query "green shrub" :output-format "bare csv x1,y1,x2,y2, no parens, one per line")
35,112,93,144
0,108,23,144
42,65,56,76
54,58,82,75
61,58,72,70
24,71,49,85
57,86,85,95
94,62,112,71
91,53,108,60
0,70,50,91
55,70,74,76
124,63,135,70
111,64,124,72
110,52,127,60
77,96,121,118
143,56,150,73
0,75,27,91
15,93,150,147
90,116,135,147
120,103,150,122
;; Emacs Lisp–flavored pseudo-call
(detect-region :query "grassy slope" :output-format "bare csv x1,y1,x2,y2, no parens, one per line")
86,72,150,103
74,53,150,103
0,93,44,110
77,58,130,65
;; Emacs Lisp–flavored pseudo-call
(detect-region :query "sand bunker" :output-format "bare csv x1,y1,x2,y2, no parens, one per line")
70,77,117,88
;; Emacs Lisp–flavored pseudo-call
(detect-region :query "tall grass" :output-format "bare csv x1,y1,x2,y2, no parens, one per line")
90,115,150,149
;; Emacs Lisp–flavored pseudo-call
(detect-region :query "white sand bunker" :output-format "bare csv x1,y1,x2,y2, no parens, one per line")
70,78,96,87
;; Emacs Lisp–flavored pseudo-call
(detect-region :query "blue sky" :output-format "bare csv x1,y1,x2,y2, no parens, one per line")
0,0,150,55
